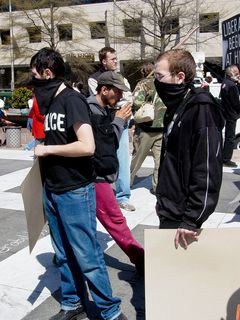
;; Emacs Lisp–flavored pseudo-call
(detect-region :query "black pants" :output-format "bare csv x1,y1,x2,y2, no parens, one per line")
223,119,236,162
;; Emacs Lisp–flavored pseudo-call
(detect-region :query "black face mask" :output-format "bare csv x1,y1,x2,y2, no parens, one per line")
154,79,192,128
154,79,190,110
31,77,63,115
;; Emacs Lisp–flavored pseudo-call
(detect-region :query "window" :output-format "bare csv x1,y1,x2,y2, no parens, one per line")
165,16,179,34
58,24,72,41
199,13,219,33
89,21,106,39
123,18,141,37
0,29,10,45
27,27,41,43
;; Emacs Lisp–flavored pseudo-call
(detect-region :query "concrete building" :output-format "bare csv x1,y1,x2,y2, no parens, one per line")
0,0,238,88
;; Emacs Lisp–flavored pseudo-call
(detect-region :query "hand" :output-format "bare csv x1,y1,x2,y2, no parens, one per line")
174,228,198,249
115,103,132,122
34,144,49,157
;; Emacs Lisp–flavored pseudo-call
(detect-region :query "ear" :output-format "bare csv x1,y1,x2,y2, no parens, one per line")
101,85,109,95
44,68,53,80
176,71,185,84
102,59,107,67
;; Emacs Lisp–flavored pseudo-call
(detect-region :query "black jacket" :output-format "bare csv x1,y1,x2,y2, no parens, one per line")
156,88,225,231
220,77,240,120
87,95,125,183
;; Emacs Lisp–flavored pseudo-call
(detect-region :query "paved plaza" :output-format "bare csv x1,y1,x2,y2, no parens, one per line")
0,148,240,319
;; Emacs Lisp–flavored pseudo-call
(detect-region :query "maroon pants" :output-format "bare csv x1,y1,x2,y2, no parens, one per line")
95,182,144,265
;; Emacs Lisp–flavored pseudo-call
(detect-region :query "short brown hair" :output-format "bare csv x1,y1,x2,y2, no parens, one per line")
141,63,154,78
156,49,196,83
99,47,116,63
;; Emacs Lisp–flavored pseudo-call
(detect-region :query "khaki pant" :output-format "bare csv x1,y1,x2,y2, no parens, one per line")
130,127,163,192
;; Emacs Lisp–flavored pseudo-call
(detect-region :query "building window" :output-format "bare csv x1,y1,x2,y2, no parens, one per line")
123,18,141,37
0,29,10,45
199,13,219,33
27,27,41,43
164,16,179,34
89,21,106,39
58,24,72,41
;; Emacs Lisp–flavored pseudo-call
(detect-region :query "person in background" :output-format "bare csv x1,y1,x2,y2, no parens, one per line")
0,97,5,110
220,64,240,167
154,49,224,249
25,95,35,150
72,81,84,93
87,71,144,275
28,97,45,146
88,46,135,212
32,47,126,320
130,63,166,194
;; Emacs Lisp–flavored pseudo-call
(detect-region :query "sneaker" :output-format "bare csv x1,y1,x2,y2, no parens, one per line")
223,160,238,168
119,202,135,211
49,306,86,320
114,313,128,320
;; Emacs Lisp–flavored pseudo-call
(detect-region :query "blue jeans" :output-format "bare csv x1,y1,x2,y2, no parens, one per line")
24,138,35,151
115,126,131,203
43,183,121,320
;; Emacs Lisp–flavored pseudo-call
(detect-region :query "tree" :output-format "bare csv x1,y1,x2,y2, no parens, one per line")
109,0,227,60
0,0,90,86
4,0,87,51
65,54,95,95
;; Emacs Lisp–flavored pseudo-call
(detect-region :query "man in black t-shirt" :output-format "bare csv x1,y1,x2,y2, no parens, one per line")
32,48,126,320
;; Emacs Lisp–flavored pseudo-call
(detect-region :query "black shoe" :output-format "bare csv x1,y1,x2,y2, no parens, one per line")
114,313,128,320
223,160,238,168
49,306,86,320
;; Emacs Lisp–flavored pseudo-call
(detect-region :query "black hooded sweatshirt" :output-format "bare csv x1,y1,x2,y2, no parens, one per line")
156,87,225,231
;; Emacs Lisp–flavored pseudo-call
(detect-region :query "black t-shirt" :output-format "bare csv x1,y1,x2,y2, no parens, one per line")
42,87,94,193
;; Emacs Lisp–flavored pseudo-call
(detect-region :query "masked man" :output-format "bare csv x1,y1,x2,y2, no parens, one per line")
32,47,126,320
154,49,224,249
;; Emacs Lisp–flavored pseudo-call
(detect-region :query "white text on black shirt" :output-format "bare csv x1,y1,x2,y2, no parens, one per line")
45,113,65,132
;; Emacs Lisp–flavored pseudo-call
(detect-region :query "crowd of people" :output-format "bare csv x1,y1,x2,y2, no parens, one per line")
26,45,239,320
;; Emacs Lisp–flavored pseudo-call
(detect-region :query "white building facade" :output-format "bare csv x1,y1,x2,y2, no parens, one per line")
0,0,239,87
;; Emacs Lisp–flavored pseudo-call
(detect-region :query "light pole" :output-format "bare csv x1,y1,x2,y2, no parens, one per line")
113,0,116,50
196,0,200,52
9,0,15,91
0,68,5,89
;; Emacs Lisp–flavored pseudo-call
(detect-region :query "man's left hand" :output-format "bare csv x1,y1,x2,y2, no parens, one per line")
174,228,198,249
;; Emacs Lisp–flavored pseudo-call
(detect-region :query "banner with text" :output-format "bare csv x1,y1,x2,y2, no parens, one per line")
222,14,240,69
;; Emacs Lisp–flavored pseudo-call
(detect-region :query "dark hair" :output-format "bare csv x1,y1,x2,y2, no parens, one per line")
205,76,213,84
96,84,114,93
30,47,65,79
156,49,196,83
98,47,116,64
75,81,83,92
